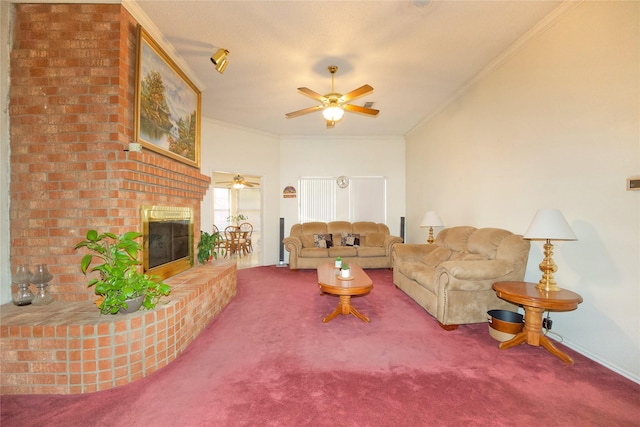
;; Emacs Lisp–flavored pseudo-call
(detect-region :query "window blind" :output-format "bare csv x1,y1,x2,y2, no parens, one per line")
350,177,386,223
299,178,336,223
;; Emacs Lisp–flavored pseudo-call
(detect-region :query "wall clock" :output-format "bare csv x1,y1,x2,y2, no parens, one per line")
336,176,349,188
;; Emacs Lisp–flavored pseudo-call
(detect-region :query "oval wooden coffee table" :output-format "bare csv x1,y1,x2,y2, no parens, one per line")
317,262,373,323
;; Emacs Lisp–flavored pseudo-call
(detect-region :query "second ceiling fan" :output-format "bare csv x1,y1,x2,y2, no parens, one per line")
217,174,259,189
285,65,379,128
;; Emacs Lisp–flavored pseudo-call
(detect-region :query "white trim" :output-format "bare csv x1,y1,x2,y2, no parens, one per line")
550,336,640,384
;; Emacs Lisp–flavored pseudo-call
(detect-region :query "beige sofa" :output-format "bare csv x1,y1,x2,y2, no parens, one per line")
283,221,402,270
392,226,530,330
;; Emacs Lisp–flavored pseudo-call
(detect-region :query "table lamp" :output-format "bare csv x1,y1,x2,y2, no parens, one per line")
420,211,443,244
523,209,577,292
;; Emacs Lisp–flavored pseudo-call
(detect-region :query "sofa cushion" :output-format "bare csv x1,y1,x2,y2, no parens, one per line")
352,221,382,235
357,246,386,257
300,247,330,258
329,247,357,257
422,247,452,266
314,233,333,248
328,221,354,237
341,233,360,246
467,228,512,259
412,268,438,294
397,261,437,293
301,222,328,235
450,252,485,261
301,234,315,248
364,232,385,247
436,226,476,252
396,261,422,279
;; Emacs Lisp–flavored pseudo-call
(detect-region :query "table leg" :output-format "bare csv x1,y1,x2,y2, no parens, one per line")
322,295,370,323
499,304,574,364
499,331,527,350
539,335,574,364
322,305,342,323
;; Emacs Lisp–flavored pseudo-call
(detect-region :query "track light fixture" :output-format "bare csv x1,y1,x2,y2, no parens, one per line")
210,48,230,74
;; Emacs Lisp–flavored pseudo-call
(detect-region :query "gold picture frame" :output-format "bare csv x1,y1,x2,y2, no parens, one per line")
135,26,201,167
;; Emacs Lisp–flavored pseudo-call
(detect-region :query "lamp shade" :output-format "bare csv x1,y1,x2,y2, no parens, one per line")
420,211,443,228
523,209,577,241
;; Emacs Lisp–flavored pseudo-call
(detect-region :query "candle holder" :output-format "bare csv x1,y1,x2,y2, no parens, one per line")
30,264,54,306
12,264,34,306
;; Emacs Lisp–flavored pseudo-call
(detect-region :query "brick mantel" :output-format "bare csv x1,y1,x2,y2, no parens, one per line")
8,3,211,301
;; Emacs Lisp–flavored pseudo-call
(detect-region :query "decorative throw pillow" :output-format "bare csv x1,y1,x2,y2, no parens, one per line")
313,233,333,248
341,233,361,247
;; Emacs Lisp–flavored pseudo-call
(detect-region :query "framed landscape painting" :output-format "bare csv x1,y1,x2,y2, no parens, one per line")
135,26,201,167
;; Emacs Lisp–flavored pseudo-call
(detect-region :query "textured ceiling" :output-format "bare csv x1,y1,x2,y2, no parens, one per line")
130,0,563,137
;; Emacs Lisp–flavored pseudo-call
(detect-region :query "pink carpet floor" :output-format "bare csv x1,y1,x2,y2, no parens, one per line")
2,266,639,426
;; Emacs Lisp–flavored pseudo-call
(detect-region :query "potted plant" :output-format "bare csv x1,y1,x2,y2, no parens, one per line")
197,230,223,264
226,214,248,226
74,230,171,315
340,262,351,278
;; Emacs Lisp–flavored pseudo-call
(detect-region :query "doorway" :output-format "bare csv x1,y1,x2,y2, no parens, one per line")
212,172,262,269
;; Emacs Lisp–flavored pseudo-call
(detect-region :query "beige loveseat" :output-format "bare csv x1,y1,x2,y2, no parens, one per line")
283,221,402,270
392,226,530,330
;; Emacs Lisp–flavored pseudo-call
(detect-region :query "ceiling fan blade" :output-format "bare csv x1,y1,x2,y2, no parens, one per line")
285,105,323,118
341,84,373,103
297,87,327,102
344,104,380,116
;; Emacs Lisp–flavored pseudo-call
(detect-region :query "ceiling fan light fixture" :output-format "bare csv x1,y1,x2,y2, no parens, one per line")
232,182,245,189
285,65,377,126
210,48,230,74
322,104,344,122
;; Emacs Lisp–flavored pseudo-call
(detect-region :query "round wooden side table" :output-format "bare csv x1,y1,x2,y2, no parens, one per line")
492,281,583,364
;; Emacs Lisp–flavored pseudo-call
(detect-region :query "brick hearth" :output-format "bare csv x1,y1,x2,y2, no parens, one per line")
1,261,237,394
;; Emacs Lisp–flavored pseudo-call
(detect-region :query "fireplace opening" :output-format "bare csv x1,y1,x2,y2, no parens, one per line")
142,206,194,280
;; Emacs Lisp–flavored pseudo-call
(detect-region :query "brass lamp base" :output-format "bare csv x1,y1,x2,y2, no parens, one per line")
535,240,561,292
427,226,435,244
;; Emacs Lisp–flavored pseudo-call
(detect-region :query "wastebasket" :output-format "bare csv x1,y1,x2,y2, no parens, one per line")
487,309,524,342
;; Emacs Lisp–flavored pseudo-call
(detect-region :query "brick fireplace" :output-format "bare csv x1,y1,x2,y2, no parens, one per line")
1,3,230,394
8,3,210,300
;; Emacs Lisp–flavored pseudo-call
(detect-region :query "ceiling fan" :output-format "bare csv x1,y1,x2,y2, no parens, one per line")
217,174,259,189
285,65,379,128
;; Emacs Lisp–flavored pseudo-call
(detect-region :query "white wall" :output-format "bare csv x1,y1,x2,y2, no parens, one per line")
200,130,406,266
200,117,281,265
279,136,406,262
406,1,639,381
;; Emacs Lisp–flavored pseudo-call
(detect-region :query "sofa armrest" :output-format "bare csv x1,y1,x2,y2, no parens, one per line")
392,243,437,264
436,259,516,288
283,236,302,256
384,236,404,255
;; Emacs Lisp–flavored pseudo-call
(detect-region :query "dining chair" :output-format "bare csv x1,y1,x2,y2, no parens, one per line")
212,225,226,256
238,222,253,253
224,225,247,256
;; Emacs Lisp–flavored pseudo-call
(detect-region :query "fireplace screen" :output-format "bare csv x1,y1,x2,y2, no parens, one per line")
142,206,194,280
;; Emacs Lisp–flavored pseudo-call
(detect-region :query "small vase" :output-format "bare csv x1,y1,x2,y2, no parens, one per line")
32,283,54,306
119,295,145,314
341,269,350,278
12,265,34,306
13,283,34,306
30,264,54,306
